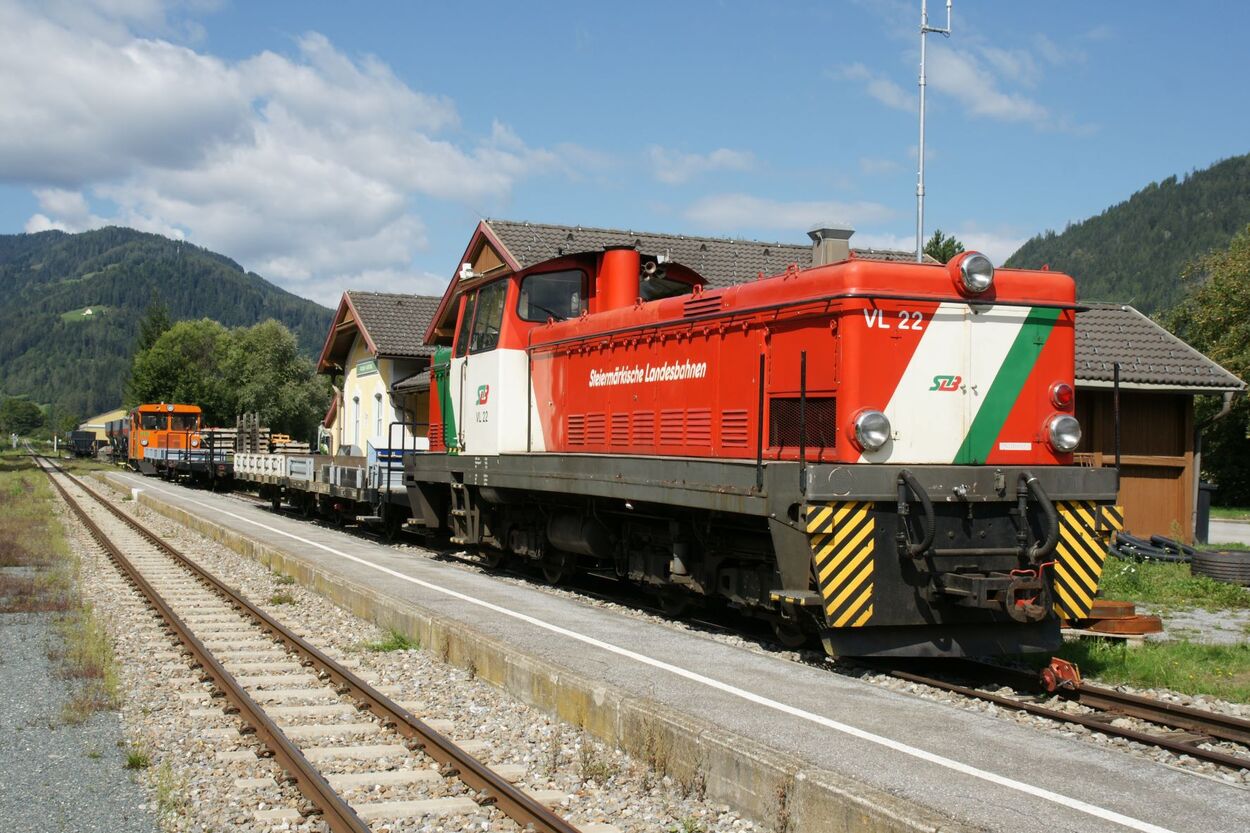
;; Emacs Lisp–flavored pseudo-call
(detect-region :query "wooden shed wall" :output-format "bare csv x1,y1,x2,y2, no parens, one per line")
1075,390,1194,542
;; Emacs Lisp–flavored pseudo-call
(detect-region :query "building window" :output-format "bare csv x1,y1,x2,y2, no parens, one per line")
353,396,360,449
375,393,383,438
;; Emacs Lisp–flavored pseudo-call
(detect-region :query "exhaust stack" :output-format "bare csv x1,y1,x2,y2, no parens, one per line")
598,246,640,311
808,225,855,267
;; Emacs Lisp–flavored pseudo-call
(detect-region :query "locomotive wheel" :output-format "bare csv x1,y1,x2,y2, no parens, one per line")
771,618,809,649
480,548,507,570
270,493,281,512
383,511,405,542
541,552,574,585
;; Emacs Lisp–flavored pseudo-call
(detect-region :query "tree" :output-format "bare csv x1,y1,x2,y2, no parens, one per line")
0,397,45,435
1167,225,1250,504
220,319,329,441
126,319,232,423
136,302,172,352
924,229,965,264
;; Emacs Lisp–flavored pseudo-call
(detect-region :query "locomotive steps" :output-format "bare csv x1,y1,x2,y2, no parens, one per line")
94,470,1250,833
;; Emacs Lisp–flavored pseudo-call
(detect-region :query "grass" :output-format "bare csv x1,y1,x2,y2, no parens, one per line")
1097,557,1250,610
0,451,122,723
1050,639,1250,703
668,818,707,833
1210,506,1250,521
124,747,151,770
577,737,619,783
362,629,419,652
55,604,121,723
273,573,296,585
268,591,297,605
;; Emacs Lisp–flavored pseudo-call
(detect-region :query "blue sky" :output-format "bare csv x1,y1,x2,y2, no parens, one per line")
2,0,1247,306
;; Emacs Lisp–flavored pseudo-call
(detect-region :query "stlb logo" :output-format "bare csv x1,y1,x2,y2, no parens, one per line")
476,385,490,405
930,374,962,392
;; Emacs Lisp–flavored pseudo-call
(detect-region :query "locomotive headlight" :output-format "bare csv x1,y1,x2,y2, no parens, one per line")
956,251,995,294
1047,414,1082,452
191,438,200,448
853,409,892,451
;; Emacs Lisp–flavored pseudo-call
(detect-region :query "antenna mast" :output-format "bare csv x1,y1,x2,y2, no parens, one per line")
916,0,952,262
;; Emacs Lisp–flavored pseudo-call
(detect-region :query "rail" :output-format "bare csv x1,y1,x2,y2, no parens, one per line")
870,659,1250,772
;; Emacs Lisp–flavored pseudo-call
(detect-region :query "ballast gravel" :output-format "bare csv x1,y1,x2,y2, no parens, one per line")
66,479,766,833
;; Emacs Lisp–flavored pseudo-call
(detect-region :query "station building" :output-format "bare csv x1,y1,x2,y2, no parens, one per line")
316,291,440,458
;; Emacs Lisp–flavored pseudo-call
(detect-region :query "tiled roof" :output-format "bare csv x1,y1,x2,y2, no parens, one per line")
346,292,441,359
484,219,925,289
1074,304,1243,392
391,369,431,392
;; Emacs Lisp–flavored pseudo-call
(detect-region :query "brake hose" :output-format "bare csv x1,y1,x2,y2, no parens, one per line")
1020,471,1059,561
898,469,935,558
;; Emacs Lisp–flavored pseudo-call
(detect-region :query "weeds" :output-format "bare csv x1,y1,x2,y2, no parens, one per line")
268,591,297,606
1099,558,1250,610
362,629,420,652
545,727,563,778
577,736,618,783
54,603,121,723
273,574,296,586
152,761,186,818
125,747,151,770
668,817,707,833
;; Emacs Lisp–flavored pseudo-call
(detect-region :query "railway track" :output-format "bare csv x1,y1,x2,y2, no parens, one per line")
872,659,1250,773
36,456,582,833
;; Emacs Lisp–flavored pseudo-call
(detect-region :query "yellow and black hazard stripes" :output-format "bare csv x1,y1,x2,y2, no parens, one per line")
1052,501,1109,620
806,501,876,628
1097,504,1125,540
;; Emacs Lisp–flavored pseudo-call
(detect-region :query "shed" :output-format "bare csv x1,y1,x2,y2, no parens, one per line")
1072,304,1244,541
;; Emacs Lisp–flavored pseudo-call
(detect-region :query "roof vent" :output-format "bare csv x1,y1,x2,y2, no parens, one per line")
808,225,855,266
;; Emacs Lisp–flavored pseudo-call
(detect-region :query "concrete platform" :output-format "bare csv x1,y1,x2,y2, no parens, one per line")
102,471,1250,833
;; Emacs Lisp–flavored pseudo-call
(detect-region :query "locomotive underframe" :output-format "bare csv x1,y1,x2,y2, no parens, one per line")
404,452,1118,657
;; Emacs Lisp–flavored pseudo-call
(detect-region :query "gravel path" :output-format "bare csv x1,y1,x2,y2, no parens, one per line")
0,610,159,833
64,475,766,833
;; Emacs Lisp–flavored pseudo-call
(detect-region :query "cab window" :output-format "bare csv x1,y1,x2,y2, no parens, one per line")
170,414,198,431
140,413,165,430
469,280,507,353
518,270,585,322
452,292,475,358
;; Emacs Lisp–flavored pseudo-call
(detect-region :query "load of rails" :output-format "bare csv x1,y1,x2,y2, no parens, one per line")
35,454,581,833
210,244,1125,658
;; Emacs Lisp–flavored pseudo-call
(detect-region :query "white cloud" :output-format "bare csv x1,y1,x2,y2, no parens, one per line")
684,193,894,233
1,3,584,306
859,156,902,176
926,43,1049,122
648,146,754,185
837,63,913,112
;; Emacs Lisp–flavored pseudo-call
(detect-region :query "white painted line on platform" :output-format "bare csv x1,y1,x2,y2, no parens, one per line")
112,472,1177,833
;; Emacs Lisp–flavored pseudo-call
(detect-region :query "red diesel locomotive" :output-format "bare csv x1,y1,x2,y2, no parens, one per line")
405,240,1120,657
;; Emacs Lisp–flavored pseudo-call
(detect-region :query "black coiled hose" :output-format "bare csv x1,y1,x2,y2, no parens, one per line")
898,469,935,558
1019,472,1059,561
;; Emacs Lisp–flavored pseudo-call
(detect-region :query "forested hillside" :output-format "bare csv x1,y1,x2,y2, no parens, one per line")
0,227,332,417
1006,153,1250,312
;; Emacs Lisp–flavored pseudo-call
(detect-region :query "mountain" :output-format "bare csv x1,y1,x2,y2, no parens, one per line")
0,227,332,417
1006,153,1250,313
